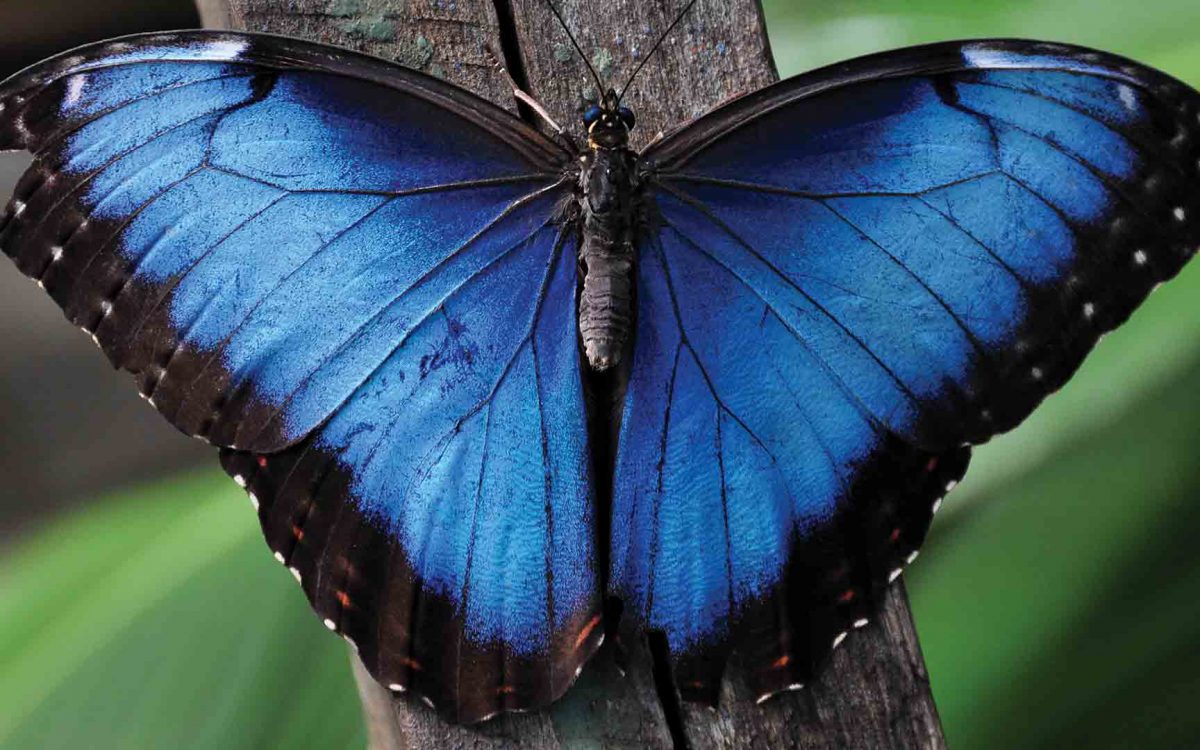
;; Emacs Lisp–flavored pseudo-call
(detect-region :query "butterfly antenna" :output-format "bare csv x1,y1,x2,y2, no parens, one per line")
617,0,700,103
541,0,605,93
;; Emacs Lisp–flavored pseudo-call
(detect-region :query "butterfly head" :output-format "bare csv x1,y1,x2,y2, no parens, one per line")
584,89,635,149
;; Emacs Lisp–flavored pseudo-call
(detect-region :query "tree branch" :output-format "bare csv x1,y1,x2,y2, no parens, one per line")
196,1,945,746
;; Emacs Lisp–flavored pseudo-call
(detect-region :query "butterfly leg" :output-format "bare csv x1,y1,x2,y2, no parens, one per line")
484,44,572,145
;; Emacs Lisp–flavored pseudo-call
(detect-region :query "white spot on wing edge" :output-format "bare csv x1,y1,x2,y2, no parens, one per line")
323,618,337,631
233,474,247,487
272,551,285,564
104,37,251,66
853,618,869,629
247,492,259,510
289,567,301,583
388,683,406,693
832,631,848,649
1117,83,1138,112
960,45,1072,72
64,74,86,107
906,550,920,565
888,567,903,583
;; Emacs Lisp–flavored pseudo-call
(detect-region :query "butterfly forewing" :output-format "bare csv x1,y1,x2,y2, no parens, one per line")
618,39,1200,701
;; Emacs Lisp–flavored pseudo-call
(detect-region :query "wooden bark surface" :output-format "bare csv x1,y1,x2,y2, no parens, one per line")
197,1,947,747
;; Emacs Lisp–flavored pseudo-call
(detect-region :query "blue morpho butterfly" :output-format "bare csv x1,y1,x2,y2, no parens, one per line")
2,2,1199,726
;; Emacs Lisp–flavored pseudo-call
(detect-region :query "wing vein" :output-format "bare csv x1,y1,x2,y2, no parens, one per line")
816,198,997,368
948,97,1180,245
654,195,923,427
714,410,734,621
962,78,1192,181
530,331,557,689
658,170,1003,200
26,71,256,158
13,107,228,273
643,340,682,624
204,165,556,196
241,182,566,448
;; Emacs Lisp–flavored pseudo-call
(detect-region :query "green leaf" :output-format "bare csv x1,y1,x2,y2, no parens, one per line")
0,474,363,749
909,351,1200,749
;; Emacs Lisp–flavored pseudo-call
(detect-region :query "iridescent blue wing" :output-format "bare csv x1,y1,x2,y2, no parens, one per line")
0,32,600,721
614,40,1200,702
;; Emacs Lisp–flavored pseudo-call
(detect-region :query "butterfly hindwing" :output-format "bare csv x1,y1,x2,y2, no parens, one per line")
0,32,602,721
218,225,601,722
614,40,1200,700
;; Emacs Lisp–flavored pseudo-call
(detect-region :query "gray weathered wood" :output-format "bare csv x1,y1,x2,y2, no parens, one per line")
197,1,946,747
197,0,514,110
506,0,776,150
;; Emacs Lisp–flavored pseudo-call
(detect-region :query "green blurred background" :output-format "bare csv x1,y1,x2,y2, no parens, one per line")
2,1,1199,747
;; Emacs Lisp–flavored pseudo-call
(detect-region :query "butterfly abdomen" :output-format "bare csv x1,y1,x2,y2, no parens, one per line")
578,146,639,370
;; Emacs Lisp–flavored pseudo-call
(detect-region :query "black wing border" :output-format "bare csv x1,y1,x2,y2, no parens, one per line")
0,29,569,171
643,38,1193,169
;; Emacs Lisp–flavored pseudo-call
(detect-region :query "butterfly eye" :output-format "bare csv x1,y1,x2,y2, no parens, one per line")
583,104,602,126
617,106,636,130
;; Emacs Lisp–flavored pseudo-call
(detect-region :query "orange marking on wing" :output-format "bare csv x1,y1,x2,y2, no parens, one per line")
291,524,305,541
496,685,517,695
771,654,791,669
574,613,603,650
335,590,351,608
889,527,902,543
256,455,269,468
399,656,423,672
837,588,856,604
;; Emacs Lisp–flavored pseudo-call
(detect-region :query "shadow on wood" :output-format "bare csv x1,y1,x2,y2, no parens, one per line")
195,1,945,746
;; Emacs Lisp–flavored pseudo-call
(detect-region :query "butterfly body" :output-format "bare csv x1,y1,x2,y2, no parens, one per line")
575,94,642,370
2,31,1199,723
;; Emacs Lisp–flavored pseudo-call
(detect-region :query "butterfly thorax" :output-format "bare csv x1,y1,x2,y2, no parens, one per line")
577,101,640,371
